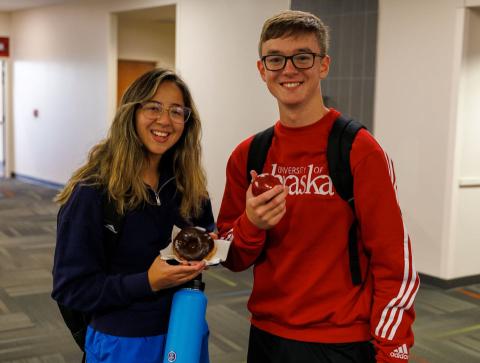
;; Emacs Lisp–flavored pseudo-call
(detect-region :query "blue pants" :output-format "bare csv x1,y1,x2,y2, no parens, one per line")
85,326,210,363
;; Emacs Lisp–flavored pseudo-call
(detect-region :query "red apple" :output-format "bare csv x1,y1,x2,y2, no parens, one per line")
252,173,282,196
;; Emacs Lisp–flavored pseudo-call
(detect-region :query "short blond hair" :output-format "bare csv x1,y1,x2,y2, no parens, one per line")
258,10,330,57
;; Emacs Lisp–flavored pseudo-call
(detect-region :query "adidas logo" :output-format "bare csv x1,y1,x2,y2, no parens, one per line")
390,344,409,360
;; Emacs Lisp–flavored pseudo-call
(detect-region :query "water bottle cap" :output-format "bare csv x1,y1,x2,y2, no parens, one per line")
191,279,205,291
182,276,205,291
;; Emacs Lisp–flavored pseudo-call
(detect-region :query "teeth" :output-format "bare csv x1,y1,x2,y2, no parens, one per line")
283,82,301,88
152,130,168,137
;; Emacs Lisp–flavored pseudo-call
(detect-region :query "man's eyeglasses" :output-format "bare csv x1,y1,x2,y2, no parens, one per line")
138,101,191,123
261,53,324,71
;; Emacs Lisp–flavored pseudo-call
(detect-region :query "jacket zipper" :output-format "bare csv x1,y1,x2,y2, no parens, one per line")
153,191,161,206
153,176,175,206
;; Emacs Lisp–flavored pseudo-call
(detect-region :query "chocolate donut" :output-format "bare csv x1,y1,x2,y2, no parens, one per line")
173,227,215,261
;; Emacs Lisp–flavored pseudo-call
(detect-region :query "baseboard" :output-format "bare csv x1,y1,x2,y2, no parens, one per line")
419,273,480,289
12,172,64,190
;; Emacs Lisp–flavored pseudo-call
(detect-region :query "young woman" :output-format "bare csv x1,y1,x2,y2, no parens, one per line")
52,68,215,363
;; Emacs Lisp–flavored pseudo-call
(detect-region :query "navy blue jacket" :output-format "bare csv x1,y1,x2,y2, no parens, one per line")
52,170,215,337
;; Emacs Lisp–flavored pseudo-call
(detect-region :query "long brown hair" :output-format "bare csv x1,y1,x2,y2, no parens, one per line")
55,68,209,218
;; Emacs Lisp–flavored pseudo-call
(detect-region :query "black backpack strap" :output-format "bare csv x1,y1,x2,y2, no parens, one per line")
56,204,90,354
57,303,90,352
327,116,365,203
348,220,362,285
246,126,275,184
327,115,365,286
56,190,125,356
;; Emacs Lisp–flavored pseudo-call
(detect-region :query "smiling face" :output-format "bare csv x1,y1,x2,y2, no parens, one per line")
135,81,186,165
257,32,330,115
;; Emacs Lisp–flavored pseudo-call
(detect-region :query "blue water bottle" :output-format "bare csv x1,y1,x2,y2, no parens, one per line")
163,276,209,363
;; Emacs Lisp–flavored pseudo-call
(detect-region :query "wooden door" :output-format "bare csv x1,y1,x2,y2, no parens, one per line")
117,60,156,104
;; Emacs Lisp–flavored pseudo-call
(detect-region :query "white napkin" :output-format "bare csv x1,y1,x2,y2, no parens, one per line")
160,225,231,266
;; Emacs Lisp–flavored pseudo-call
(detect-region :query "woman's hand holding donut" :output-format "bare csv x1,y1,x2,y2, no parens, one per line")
147,255,206,292
246,171,288,230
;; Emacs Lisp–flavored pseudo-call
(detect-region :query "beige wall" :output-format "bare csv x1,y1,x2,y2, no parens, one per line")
375,0,479,279
118,18,175,69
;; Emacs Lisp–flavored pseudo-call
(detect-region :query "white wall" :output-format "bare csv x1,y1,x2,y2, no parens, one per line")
457,8,480,181
10,0,288,212
177,0,288,214
0,12,8,168
0,12,11,177
375,0,479,279
0,12,10,34
11,3,111,182
467,0,480,7
118,18,175,69
451,7,480,278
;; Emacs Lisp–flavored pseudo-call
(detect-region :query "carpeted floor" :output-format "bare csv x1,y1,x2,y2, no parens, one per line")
0,178,479,362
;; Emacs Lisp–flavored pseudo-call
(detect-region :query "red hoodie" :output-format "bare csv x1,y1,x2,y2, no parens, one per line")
217,109,420,362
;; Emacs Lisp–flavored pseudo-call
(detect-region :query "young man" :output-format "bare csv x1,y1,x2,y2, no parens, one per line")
217,10,420,363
